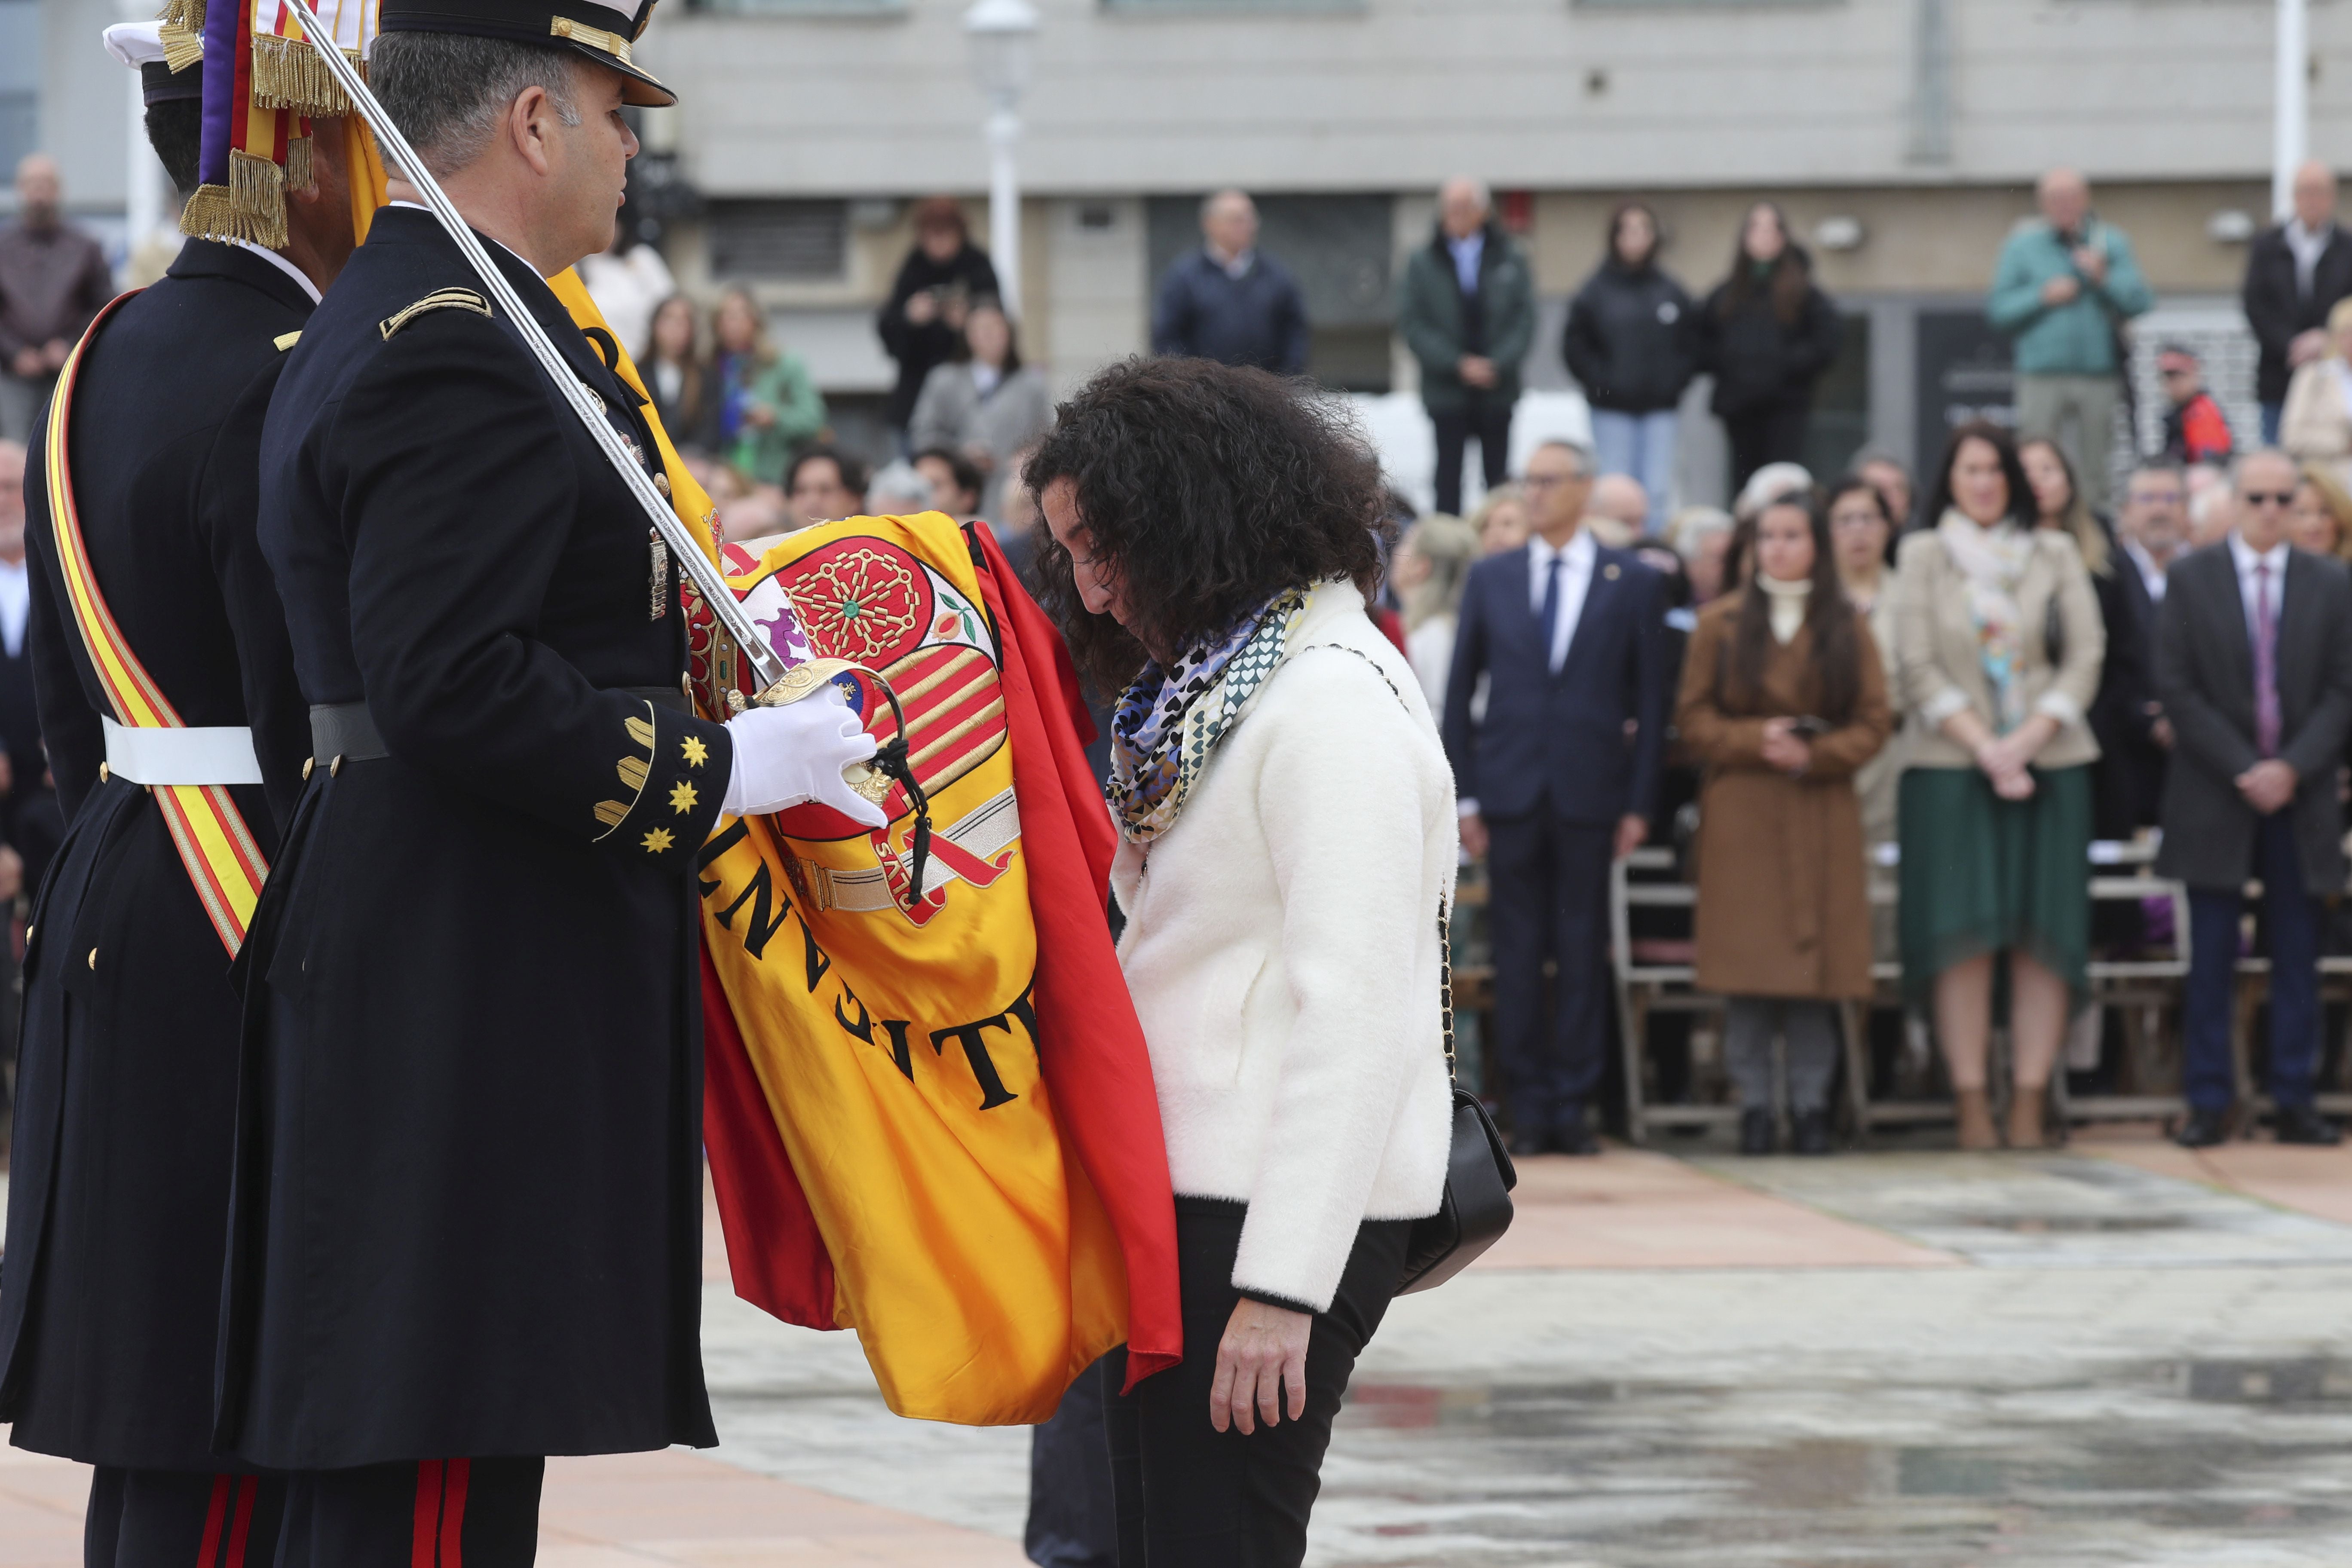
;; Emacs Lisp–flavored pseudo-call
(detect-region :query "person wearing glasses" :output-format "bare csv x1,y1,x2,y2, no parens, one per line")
2154,448,2352,1148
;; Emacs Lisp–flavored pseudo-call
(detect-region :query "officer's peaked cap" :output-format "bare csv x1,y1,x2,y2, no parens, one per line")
380,0,675,108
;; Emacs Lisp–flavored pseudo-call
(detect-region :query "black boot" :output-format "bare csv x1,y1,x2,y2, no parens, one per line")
2275,1103,2344,1145
1738,1107,1776,1156
1792,1108,1833,1156
2174,1106,2232,1148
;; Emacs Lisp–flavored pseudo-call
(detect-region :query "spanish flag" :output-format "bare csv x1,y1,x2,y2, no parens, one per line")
690,517,1181,1423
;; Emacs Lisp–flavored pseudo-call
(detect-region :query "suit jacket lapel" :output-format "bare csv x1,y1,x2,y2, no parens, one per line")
1558,550,1615,680
1501,547,1543,664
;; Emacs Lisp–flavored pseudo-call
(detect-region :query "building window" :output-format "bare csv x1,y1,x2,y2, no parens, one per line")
0,0,38,183
708,199,850,282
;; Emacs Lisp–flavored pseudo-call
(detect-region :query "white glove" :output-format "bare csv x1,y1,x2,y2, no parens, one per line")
720,688,888,828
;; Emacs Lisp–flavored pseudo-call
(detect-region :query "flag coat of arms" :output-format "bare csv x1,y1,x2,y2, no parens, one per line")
690,511,1182,1424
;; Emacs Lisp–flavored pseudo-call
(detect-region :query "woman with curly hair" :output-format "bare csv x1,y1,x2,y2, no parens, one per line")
1025,358,1455,1568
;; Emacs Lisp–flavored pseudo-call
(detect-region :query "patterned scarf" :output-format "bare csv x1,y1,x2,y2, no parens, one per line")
1936,508,2036,734
1108,585,1312,844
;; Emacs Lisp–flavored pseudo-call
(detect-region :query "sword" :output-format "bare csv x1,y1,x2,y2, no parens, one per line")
279,0,846,719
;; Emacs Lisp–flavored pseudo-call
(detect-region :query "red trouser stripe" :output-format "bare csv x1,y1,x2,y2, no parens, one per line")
195,1475,231,1568
411,1461,445,1568
437,1459,470,1568
222,1478,257,1568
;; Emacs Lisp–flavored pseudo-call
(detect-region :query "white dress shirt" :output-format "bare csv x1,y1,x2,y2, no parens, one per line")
2229,530,2290,647
1447,230,1486,296
0,557,28,659
2123,537,2169,606
1528,528,1597,674
228,240,323,305
2288,217,2336,299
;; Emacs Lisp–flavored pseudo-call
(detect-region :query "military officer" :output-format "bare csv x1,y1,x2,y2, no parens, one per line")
220,3,882,1559
0,24,356,1567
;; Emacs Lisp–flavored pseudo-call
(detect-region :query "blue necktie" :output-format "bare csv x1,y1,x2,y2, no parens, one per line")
1540,553,1566,673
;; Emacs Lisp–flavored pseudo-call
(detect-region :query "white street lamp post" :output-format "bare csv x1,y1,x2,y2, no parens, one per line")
2276,0,2309,220
963,0,1038,320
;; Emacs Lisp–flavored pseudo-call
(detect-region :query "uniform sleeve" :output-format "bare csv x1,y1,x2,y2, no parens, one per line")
20,407,103,818
333,312,732,870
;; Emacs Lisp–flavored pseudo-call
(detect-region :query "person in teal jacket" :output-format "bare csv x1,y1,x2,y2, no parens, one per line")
1400,177,1537,515
710,285,827,487
1987,168,2153,513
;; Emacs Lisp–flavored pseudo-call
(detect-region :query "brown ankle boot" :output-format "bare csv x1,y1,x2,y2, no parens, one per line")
2007,1087,2046,1150
1956,1089,1998,1150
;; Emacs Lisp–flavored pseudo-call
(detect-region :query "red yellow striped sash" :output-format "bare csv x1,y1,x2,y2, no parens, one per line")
43,293,270,955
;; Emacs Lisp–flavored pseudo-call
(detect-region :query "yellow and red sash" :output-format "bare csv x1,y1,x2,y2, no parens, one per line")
43,293,271,955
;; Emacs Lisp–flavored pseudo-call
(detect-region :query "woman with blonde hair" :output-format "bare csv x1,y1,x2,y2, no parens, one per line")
710,287,827,486
1470,484,1532,556
2280,295,2352,480
1392,512,1481,707
2289,462,2352,560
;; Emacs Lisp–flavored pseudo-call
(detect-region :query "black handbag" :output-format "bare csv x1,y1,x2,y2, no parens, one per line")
1397,900,1518,1294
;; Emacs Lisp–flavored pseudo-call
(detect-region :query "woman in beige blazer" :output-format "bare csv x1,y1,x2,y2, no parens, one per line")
1890,422,2105,1150
2280,296,2352,484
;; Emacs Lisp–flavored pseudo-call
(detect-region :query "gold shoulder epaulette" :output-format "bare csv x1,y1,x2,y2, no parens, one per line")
379,288,492,341
273,330,301,351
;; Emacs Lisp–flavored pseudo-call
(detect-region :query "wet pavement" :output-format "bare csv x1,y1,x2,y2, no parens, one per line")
700,1146,2352,1566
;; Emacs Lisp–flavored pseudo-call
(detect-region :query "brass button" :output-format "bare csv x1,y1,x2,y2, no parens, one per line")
330,755,343,777
97,761,110,782
302,757,314,780
653,472,672,498
86,947,97,970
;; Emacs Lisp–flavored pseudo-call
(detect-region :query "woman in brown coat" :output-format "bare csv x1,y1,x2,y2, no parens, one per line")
1677,489,1893,1155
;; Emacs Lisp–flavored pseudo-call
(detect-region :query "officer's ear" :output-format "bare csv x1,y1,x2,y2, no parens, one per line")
508,84,564,179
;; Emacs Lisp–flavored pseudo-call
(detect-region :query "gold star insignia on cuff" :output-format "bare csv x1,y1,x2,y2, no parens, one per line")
681,736,709,767
669,780,698,815
641,827,675,854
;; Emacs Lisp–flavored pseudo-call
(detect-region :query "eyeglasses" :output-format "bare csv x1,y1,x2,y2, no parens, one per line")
2243,491,2297,507
1522,472,1587,491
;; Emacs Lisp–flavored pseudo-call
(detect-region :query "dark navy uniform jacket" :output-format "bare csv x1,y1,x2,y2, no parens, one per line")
217,207,733,1468
0,239,314,1471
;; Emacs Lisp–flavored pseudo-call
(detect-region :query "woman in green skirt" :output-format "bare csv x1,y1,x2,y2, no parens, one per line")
1890,422,2106,1149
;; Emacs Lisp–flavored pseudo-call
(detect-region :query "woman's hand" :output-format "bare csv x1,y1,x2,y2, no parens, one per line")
1972,737,2035,800
1758,717,1811,775
1210,1298,1312,1435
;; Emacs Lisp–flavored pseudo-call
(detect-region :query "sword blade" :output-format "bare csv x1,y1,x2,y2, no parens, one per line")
278,0,789,692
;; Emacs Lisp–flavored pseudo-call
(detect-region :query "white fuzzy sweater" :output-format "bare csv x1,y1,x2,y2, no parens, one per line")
1111,585,1457,1313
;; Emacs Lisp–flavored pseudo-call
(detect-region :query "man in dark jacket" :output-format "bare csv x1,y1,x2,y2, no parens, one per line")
227,13,882,1561
1442,438,1669,1156
1400,177,1536,516
2156,450,2352,1149
878,196,1001,441
0,22,348,1563
1564,203,1698,522
1150,190,1308,376
0,154,118,443
2243,161,2352,446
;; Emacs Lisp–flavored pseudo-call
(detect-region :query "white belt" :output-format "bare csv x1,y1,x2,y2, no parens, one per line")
102,716,265,787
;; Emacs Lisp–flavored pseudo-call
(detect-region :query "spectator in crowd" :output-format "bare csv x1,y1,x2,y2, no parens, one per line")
2157,344,2235,466
1392,512,1479,708
1831,477,1905,845
2189,469,2238,547
2156,450,2352,1148
1988,168,2153,516
867,459,934,517
1585,472,1650,546
1151,190,1308,376
0,154,115,444
1026,358,1450,1568
578,215,674,373
2020,436,2152,842
2114,461,2190,823
909,298,1052,520
710,287,825,487
915,445,986,521
1401,178,1537,517
879,198,1000,446
1678,490,1890,1155
1736,461,1815,524
785,446,868,531
0,436,34,816
1472,484,1532,556
2244,160,2352,447
1892,422,2105,1150
639,294,708,450
994,442,1043,585
1443,438,1669,1155
1699,203,1842,494
2278,297,2352,482
1672,506,1737,605
1565,201,1698,514
1854,450,1917,531
2290,462,2352,560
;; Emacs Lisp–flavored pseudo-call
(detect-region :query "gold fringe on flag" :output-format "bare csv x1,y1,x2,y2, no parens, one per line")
178,148,288,248
283,134,312,193
156,0,205,71
251,32,356,115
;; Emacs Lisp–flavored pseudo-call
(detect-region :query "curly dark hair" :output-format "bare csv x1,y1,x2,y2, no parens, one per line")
1022,358,1393,695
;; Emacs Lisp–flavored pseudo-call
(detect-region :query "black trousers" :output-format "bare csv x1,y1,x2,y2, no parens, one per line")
1486,812,1614,1136
1723,401,1811,495
273,1458,543,1568
1103,1197,1408,1568
84,1468,285,1568
1027,1355,1119,1567
1430,395,1514,517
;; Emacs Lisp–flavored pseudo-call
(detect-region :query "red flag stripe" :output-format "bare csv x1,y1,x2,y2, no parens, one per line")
223,1478,257,1568
195,1476,230,1568
411,1461,443,1568
438,1459,469,1568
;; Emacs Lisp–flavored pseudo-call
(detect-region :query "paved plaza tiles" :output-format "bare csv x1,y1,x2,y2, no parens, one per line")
15,1135,2352,1564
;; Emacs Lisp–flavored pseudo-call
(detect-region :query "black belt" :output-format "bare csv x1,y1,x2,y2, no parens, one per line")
310,685,693,767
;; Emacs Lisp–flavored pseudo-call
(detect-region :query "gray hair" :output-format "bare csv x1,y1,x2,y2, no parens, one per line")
1440,175,1492,211
2233,445,2300,491
371,32,581,176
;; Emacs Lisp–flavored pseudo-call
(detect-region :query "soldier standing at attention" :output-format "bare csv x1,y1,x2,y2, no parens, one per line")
0,21,354,1565
217,3,885,1560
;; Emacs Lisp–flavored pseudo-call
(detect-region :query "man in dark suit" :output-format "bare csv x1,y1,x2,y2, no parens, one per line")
2112,460,2191,827
2155,449,2352,1148
1443,437,1669,1155
0,22,347,1564
1150,190,1310,376
227,11,880,1562
2243,161,2352,447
